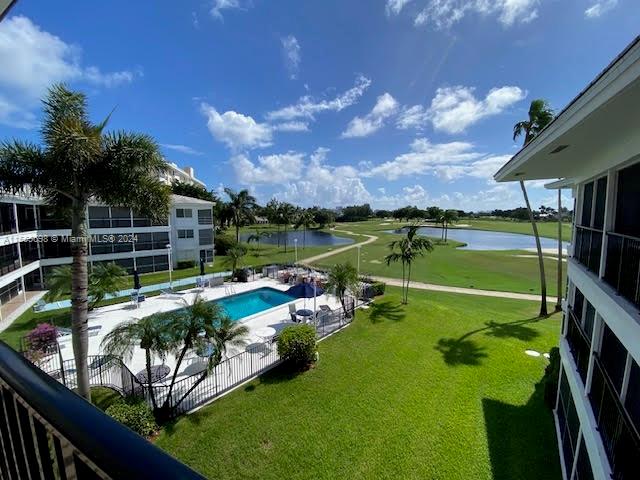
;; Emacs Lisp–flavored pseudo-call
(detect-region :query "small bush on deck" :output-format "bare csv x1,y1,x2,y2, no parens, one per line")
277,325,317,369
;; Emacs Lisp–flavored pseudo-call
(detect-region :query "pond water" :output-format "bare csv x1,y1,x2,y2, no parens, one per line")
388,226,569,251
240,230,354,247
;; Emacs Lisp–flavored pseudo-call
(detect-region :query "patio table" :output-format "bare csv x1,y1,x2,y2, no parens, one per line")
296,309,314,318
135,365,170,384
255,326,276,343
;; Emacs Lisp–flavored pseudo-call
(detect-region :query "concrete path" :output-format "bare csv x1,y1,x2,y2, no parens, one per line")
297,228,378,265
370,276,558,303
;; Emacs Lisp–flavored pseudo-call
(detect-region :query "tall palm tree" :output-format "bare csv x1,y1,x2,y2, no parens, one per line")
385,225,434,304
513,98,554,317
265,198,282,247
325,262,360,315
0,85,170,401
246,229,271,252
225,188,257,242
294,210,315,249
441,209,458,243
278,202,296,253
100,314,172,410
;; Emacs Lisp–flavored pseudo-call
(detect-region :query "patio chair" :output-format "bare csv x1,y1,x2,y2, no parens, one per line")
160,289,185,299
88,325,102,337
288,303,299,323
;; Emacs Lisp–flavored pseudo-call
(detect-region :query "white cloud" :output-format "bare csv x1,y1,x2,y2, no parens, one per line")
160,144,204,156
396,104,429,130
341,93,399,138
200,103,273,150
233,152,304,184
585,0,618,18
271,121,310,132
266,76,372,121
281,35,301,80
415,0,540,29
427,85,526,134
210,0,242,19
0,16,139,129
365,138,513,184
386,0,414,16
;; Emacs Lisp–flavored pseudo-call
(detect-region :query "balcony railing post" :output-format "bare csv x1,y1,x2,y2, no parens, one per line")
617,235,625,291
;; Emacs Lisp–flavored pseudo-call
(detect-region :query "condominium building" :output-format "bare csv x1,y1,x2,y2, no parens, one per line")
0,163,214,322
495,37,640,480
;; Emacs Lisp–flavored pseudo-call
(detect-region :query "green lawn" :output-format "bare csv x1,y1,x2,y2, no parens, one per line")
156,288,561,480
312,227,566,296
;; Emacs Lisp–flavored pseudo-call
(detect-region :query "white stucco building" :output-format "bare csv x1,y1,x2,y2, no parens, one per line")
495,36,640,480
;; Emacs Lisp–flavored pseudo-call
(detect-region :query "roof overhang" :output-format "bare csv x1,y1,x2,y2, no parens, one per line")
495,36,640,184
544,178,575,190
0,0,17,22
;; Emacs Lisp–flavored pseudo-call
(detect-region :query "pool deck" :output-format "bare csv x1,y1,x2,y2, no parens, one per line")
52,278,342,383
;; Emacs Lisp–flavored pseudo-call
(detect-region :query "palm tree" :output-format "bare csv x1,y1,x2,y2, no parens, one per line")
47,263,127,311
172,314,248,412
385,225,434,304
100,314,172,410
294,210,315,249
225,188,257,242
246,229,271,252
265,198,282,247
441,209,458,243
513,99,554,317
325,262,360,315
0,85,170,401
225,243,247,275
278,202,296,253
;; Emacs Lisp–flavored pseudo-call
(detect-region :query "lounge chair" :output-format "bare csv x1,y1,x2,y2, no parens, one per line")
33,299,46,312
160,289,185,299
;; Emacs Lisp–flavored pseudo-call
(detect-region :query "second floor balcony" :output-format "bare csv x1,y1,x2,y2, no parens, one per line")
604,232,640,309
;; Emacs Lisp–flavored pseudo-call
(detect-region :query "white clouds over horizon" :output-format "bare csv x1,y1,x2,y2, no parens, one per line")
0,16,140,129
281,35,301,80
160,144,204,156
266,76,372,122
585,0,618,18
426,85,526,134
342,93,399,138
200,104,273,150
414,0,541,29
233,151,304,184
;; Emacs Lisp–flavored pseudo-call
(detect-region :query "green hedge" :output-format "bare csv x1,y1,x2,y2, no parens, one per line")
277,324,317,369
176,260,196,270
105,398,157,437
370,281,386,296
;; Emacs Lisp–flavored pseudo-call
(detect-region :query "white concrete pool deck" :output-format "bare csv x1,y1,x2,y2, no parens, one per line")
52,278,343,382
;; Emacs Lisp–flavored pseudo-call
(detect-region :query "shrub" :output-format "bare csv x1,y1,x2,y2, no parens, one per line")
105,398,157,437
214,235,236,256
277,324,317,369
176,260,196,270
543,347,560,409
24,323,58,361
370,281,386,296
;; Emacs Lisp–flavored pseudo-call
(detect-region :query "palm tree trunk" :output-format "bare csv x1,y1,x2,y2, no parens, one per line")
284,223,288,253
70,199,91,401
162,343,190,408
235,221,240,243
520,180,548,317
406,262,412,304
145,348,158,410
303,225,306,249
445,222,448,243
401,261,406,304
556,189,563,311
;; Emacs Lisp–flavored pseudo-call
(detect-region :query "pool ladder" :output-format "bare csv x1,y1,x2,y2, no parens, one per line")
224,285,237,296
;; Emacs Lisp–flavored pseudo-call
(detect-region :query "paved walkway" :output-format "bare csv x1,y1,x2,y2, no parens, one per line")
370,276,558,303
297,228,378,265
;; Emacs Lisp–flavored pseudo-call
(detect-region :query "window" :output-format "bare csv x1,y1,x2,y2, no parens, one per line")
199,228,213,245
625,359,640,433
178,229,194,239
583,302,595,342
581,182,593,227
134,233,153,251
593,177,607,230
0,244,20,275
88,206,110,228
574,438,594,480
176,208,192,218
111,207,132,228
557,370,581,479
614,162,640,237
152,232,169,250
0,202,16,235
198,209,213,225
200,248,213,262
0,279,21,304
600,324,628,394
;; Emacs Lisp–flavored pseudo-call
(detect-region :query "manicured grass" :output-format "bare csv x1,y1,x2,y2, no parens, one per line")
313,227,566,296
156,288,561,480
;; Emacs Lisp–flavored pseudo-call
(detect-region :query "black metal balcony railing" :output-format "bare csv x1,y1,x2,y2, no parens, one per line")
604,232,640,309
589,354,640,480
566,309,591,384
0,341,204,480
574,225,603,275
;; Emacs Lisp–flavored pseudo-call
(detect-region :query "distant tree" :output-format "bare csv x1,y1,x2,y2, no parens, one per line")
265,198,282,246
313,208,335,227
0,85,171,401
294,210,315,249
385,225,434,304
375,209,392,218
513,98,555,317
246,229,271,251
441,209,459,243
225,244,247,275
278,202,296,253
338,204,373,222
171,180,216,202
224,188,257,242
426,206,443,222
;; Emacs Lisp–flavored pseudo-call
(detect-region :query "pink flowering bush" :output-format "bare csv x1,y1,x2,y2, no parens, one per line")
25,323,58,361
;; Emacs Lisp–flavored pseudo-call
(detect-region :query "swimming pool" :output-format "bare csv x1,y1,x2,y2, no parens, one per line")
215,287,294,321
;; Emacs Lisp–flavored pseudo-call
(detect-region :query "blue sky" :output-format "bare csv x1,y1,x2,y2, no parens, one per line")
1,0,638,211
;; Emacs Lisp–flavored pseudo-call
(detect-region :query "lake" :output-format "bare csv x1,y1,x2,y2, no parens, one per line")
388,226,569,251
240,230,354,247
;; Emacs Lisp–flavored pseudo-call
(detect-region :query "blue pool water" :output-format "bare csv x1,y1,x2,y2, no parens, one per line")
215,287,293,321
